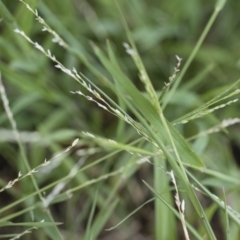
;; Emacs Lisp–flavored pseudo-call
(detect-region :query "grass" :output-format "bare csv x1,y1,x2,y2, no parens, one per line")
0,0,240,239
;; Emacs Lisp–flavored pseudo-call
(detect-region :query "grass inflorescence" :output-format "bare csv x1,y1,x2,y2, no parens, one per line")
0,0,240,239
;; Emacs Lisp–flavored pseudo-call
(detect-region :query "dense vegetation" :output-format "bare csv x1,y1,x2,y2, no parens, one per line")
0,0,240,239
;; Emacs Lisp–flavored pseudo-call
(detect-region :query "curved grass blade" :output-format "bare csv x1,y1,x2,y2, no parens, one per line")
143,180,204,240
106,198,154,231
92,43,204,168
162,0,227,110
0,221,62,227
187,170,240,226
83,191,98,240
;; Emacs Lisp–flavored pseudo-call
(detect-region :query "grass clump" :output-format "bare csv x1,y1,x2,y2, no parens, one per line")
0,0,240,239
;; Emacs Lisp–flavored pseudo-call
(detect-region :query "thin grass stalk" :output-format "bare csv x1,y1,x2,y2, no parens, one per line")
143,180,204,240
0,149,119,216
0,74,63,240
104,76,215,238
84,191,98,240
102,77,216,238
114,1,161,113
154,156,176,239
115,91,216,239
162,0,226,110
187,170,240,226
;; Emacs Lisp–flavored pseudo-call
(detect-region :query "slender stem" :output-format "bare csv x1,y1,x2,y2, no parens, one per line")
162,5,224,110
0,74,63,240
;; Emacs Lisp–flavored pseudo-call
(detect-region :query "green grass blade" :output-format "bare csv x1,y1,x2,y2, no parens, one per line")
106,198,154,231
92,43,204,168
92,43,218,239
162,0,227,110
154,157,176,239
0,1,15,24
187,170,240,226
84,191,98,240
90,199,119,240
0,221,62,227
143,180,204,240
115,1,160,112
223,189,230,240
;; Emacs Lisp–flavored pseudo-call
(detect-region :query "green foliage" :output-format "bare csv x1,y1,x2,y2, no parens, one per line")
0,0,240,239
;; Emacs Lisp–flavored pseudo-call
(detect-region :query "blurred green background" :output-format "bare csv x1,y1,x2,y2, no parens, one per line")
0,0,240,239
